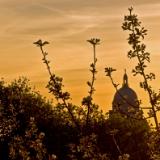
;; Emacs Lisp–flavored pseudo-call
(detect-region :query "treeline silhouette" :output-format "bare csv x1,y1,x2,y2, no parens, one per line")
0,7,160,160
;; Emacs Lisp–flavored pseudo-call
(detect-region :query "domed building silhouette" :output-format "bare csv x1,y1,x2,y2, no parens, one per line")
111,70,139,115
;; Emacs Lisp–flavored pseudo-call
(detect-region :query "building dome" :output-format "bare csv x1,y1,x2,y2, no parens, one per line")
112,70,139,114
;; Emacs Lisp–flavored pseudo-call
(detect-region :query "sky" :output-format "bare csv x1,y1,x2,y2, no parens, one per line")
1,0,160,116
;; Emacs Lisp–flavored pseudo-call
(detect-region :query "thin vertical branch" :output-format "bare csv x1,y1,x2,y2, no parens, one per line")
33,40,80,130
109,129,122,156
84,38,100,132
136,54,159,130
112,135,122,155
122,7,159,130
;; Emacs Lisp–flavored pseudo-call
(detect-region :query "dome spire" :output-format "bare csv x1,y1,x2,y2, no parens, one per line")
123,69,128,87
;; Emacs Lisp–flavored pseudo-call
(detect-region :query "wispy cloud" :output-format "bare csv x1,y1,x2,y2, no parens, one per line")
0,0,160,109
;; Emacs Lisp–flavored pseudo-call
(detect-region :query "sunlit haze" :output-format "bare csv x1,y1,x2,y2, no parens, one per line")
1,0,160,115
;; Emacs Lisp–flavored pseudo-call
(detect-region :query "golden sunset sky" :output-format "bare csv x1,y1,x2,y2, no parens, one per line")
1,0,160,115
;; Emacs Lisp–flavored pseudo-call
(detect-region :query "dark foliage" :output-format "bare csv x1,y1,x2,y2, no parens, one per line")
0,7,158,160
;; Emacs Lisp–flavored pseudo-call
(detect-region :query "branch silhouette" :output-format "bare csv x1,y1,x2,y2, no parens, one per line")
33,40,80,130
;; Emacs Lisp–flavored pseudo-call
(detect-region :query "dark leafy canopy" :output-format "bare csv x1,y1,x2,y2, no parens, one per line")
105,113,150,160
0,78,51,159
0,78,79,159
0,61,150,159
